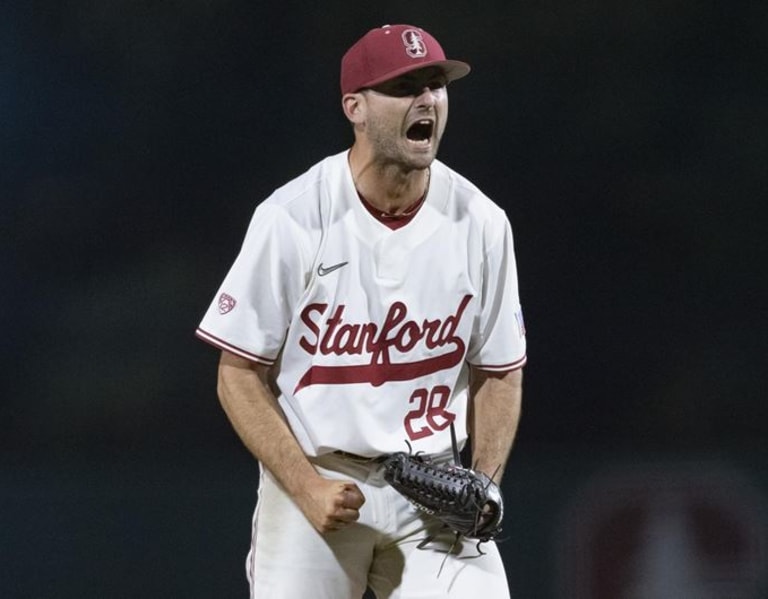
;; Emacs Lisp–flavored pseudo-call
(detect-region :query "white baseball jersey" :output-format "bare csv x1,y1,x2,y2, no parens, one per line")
196,150,526,458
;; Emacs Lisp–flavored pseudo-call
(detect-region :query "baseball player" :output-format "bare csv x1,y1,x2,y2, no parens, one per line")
196,24,526,598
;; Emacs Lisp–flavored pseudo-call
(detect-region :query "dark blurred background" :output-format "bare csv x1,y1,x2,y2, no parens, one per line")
3,1,767,597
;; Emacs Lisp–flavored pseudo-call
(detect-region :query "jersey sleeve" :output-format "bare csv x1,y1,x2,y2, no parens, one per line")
195,202,312,364
466,215,527,372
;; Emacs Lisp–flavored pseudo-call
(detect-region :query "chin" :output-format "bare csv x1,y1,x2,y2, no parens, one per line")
404,157,435,172
407,147,439,168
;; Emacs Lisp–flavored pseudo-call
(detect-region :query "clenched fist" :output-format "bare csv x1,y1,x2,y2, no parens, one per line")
297,477,366,533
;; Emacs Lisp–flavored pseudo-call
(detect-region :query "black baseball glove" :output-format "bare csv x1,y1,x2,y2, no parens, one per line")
379,428,504,543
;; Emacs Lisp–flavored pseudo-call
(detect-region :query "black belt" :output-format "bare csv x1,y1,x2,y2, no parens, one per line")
333,450,384,462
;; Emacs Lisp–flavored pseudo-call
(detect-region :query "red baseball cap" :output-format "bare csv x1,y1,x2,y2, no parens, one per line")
340,24,471,95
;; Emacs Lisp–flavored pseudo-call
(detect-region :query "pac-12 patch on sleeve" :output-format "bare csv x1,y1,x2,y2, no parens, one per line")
218,293,237,315
515,309,526,337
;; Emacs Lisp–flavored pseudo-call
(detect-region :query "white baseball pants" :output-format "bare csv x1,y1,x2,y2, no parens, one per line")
245,453,511,598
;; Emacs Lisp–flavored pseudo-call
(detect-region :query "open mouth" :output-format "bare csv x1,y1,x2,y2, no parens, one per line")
406,120,434,143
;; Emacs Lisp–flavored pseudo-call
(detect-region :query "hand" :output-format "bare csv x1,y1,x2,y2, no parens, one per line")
296,477,366,534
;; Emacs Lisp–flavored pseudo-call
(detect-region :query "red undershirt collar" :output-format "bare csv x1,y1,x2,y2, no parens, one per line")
357,191,426,230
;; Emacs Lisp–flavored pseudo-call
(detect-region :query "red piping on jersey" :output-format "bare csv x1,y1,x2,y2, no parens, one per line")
471,354,527,372
195,328,276,365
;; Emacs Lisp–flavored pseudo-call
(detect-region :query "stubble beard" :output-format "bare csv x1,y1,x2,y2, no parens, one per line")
366,117,441,173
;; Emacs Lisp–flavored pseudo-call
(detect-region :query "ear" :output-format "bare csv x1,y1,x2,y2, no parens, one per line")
342,92,366,125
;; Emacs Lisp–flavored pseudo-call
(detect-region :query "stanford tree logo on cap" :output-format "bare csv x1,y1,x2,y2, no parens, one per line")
401,29,428,58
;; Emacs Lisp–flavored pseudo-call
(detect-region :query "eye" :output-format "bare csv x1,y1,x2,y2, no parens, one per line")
369,73,447,97
427,79,447,91
370,81,415,97
394,82,418,96
392,80,445,97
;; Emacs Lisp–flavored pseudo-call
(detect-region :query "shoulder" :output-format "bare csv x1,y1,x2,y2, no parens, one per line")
253,151,348,225
430,160,511,236
262,151,346,208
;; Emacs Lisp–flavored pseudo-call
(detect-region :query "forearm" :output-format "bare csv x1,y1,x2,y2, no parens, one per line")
217,350,366,533
217,351,322,496
468,368,523,483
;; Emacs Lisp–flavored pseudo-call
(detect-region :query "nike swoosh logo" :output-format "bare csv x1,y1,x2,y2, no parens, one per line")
317,261,349,276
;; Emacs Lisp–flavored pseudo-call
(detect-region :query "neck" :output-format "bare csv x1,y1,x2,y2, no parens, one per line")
348,146,430,215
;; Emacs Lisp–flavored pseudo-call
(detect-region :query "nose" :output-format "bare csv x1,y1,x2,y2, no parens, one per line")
415,86,439,107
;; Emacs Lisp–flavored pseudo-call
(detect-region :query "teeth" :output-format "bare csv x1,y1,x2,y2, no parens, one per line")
406,119,434,144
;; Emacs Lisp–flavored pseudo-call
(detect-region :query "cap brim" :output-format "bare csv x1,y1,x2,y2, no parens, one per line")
354,59,471,92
